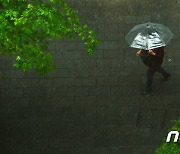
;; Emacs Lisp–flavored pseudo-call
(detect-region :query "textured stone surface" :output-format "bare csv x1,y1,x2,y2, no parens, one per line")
0,0,180,153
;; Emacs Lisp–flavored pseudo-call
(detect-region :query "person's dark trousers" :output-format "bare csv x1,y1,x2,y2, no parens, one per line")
157,67,169,77
146,66,170,91
146,68,155,91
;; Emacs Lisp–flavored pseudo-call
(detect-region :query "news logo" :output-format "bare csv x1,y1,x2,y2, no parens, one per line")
166,131,179,143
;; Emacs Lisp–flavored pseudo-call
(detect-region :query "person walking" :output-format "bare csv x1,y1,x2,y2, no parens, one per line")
125,22,174,95
136,46,171,95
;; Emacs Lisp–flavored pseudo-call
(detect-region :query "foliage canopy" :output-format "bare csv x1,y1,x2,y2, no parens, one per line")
0,0,99,74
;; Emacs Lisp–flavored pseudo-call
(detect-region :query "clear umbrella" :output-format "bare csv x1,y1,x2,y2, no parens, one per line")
125,22,174,50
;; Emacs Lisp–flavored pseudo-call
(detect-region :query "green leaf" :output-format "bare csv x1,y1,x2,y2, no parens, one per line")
0,0,99,75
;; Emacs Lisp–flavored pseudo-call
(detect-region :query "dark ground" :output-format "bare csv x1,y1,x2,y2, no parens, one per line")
0,0,180,153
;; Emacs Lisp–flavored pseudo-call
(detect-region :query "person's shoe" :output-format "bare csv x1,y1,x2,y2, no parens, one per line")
162,73,171,81
141,88,152,95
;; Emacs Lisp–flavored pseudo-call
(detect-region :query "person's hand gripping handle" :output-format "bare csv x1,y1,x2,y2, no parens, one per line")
148,49,156,56
136,49,142,56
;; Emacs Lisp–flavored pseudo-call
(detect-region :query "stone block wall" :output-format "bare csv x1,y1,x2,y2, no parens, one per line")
0,0,180,153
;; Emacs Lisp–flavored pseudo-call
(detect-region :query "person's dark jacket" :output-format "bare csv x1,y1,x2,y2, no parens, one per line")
141,47,164,71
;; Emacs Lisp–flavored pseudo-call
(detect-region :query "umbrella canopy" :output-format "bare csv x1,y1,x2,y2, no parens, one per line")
125,22,174,50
